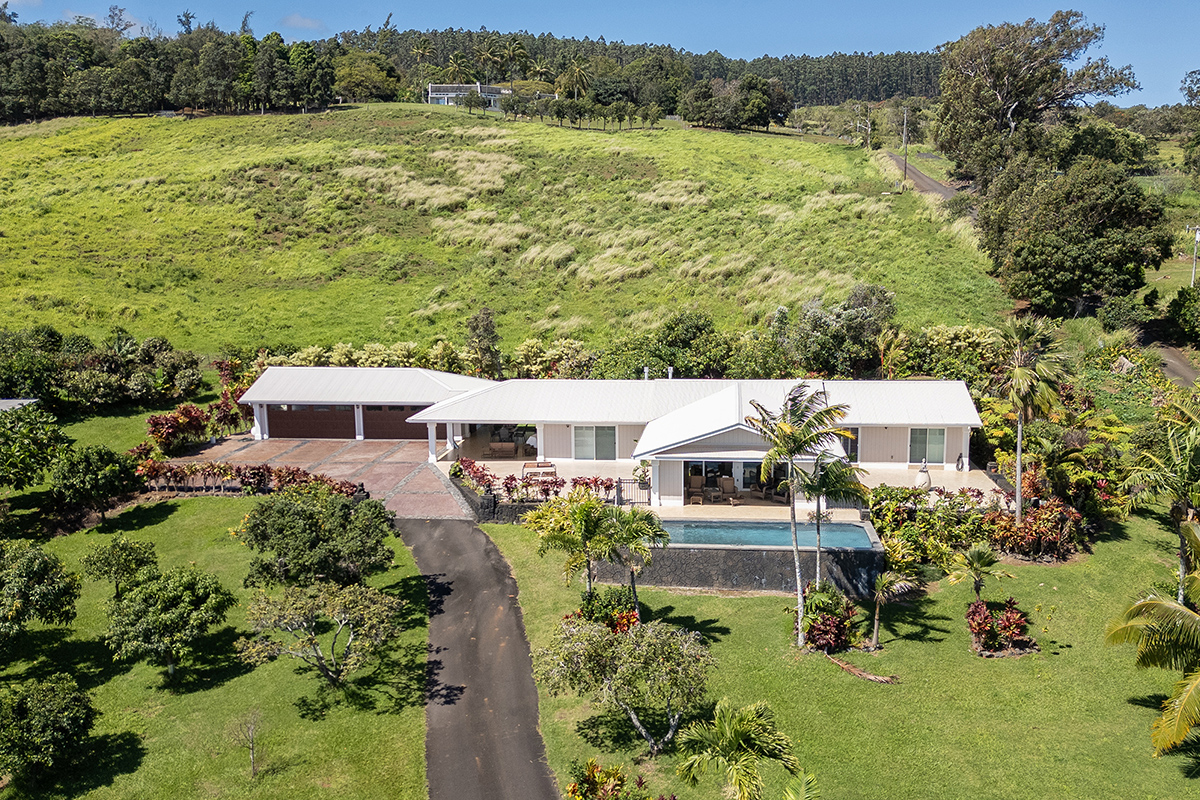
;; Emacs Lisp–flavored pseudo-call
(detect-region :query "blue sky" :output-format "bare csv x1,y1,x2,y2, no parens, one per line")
9,0,1194,106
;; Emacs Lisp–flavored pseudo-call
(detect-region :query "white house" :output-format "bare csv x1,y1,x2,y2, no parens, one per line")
427,83,506,109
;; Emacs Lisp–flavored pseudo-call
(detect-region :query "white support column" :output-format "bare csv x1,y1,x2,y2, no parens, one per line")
253,404,268,440
427,423,438,463
961,428,971,471
536,424,545,461
650,461,661,506
354,405,364,440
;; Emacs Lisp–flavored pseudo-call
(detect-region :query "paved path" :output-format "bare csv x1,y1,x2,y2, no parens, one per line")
397,518,559,800
181,437,557,799
178,436,474,519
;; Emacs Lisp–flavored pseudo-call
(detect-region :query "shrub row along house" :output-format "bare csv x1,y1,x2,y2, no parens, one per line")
239,367,984,506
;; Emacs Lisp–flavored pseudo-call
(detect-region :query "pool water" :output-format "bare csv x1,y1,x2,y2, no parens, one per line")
663,521,874,549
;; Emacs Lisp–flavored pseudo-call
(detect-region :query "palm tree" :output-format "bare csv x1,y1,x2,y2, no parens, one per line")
528,55,554,83
747,384,850,648
523,487,610,593
473,36,501,85
997,317,1068,524
676,698,801,800
410,37,433,65
1123,424,1200,604
562,55,592,100
1106,525,1200,754
946,543,1013,602
445,51,474,84
871,570,922,649
599,505,670,620
793,451,867,586
501,37,528,93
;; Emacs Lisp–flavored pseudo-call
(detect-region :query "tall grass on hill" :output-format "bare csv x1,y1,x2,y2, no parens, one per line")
1,104,1009,352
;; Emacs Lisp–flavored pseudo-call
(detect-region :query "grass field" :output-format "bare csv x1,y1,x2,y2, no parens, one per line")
3,498,428,800
1,104,1010,353
484,515,1198,800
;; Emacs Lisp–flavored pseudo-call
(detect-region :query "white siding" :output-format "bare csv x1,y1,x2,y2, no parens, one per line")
544,424,572,459
618,425,644,459
860,426,908,464
657,460,684,506
943,427,968,468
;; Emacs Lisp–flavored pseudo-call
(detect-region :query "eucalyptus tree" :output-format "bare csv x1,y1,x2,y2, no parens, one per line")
746,384,850,647
997,316,1067,524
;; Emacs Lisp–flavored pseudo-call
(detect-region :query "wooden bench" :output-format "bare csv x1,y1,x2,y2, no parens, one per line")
522,461,557,479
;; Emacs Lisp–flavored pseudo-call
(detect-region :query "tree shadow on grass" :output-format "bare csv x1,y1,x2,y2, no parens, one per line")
12,629,133,690
1126,696,1200,779
879,593,952,645
170,626,254,694
375,572,450,626
1126,693,1169,711
94,501,178,535
646,605,731,642
1089,517,1131,545
31,731,147,798
294,640,463,720
575,700,716,757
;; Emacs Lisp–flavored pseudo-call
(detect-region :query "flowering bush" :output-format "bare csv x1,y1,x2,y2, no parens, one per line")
135,458,356,496
146,403,211,455
565,758,664,800
986,499,1082,560
570,587,639,633
793,580,858,653
966,597,1035,654
453,458,497,494
454,460,566,501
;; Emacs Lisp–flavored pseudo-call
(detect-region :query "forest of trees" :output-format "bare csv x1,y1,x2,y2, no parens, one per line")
0,5,940,122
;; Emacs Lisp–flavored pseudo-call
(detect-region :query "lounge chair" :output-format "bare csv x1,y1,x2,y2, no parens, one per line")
717,476,742,502
686,474,705,503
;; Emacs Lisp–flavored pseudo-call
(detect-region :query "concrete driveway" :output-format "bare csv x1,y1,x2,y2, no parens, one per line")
180,435,473,519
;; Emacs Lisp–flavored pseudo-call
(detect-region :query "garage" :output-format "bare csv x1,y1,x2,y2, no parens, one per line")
240,366,491,442
362,405,445,440
266,404,356,439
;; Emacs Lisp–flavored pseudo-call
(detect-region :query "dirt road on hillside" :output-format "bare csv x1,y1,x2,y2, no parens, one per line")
886,151,956,200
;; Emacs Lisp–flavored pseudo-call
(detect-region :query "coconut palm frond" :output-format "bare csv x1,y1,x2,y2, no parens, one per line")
783,771,821,800
1151,670,1200,754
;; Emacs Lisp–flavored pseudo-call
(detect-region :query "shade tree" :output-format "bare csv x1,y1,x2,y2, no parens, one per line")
80,536,157,599
47,444,142,521
0,403,68,491
534,619,713,756
0,541,81,647
105,565,235,678
236,582,406,687
0,674,98,787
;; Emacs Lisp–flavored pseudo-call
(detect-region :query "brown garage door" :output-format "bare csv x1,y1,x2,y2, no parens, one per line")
362,405,444,439
267,405,356,439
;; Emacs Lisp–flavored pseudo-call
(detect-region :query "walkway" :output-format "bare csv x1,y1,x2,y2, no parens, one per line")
181,436,558,800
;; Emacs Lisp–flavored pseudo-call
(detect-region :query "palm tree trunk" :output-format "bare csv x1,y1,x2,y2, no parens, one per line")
1015,413,1024,525
789,461,805,648
872,600,881,649
814,462,823,585
1178,523,1188,605
586,558,593,594
630,568,640,622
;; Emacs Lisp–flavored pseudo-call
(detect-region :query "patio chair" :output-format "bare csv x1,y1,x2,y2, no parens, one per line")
686,474,705,503
717,475,742,502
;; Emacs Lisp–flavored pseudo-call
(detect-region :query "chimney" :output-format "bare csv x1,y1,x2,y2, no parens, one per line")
643,367,649,380
668,366,674,379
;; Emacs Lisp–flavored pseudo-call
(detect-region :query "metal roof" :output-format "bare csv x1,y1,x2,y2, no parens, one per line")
0,399,37,412
238,367,493,406
411,378,983,441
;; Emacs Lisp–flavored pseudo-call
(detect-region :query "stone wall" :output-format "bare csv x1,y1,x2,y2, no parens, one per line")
592,544,884,599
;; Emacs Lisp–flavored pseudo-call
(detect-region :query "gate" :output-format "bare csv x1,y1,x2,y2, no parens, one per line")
615,478,650,506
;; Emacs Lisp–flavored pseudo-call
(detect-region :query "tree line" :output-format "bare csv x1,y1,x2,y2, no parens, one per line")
0,5,939,122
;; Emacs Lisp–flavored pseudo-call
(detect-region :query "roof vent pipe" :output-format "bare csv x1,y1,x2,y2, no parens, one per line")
643,366,649,380
668,366,674,379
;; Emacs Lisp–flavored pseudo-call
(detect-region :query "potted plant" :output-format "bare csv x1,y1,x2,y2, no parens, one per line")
633,460,651,489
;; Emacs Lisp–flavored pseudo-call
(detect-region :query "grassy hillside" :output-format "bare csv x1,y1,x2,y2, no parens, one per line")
1,104,1008,352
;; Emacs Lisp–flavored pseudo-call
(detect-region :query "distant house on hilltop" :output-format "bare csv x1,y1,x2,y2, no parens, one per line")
427,83,506,110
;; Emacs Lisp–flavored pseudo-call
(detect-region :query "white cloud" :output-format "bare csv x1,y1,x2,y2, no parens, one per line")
280,13,325,32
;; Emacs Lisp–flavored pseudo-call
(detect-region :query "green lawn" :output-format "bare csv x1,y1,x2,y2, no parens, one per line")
1,104,1008,353
484,516,1198,799
4,497,428,799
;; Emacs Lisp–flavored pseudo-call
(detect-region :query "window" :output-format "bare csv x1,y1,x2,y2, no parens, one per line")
742,461,763,489
909,428,945,464
364,406,384,412
574,426,617,460
837,428,860,463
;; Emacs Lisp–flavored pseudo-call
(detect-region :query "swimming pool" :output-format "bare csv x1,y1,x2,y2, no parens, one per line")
662,520,875,549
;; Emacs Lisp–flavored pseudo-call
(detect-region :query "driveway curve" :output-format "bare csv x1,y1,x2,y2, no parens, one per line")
396,518,559,800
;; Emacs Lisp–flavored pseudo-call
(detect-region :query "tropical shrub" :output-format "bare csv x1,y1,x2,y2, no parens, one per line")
573,587,639,633
796,580,858,653
966,597,1035,654
48,445,143,520
0,674,97,785
986,499,1083,560
145,403,211,455
565,757,658,800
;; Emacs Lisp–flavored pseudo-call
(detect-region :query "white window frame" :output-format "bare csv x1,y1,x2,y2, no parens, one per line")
572,425,617,460
908,427,946,465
